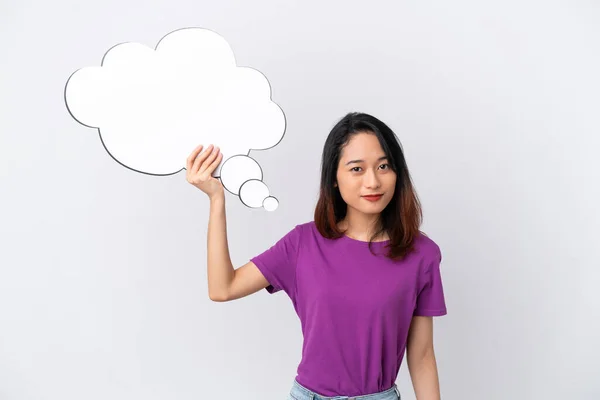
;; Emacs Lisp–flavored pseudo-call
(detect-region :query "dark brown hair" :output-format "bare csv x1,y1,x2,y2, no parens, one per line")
313,112,424,260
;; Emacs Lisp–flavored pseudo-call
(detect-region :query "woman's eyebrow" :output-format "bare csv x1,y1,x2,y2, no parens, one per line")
345,156,388,166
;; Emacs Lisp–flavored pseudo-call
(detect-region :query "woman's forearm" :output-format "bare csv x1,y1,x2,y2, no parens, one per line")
407,351,441,400
206,193,234,300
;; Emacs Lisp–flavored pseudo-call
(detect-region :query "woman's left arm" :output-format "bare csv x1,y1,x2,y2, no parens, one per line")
406,316,441,400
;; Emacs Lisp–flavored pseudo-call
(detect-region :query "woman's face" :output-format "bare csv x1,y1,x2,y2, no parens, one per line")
335,132,397,216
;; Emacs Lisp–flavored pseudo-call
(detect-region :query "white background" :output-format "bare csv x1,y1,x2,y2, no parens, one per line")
1,0,599,399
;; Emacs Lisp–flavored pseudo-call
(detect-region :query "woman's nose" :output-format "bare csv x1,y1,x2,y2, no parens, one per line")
364,170,381,188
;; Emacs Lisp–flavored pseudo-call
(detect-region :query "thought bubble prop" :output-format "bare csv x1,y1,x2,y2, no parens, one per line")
65,27,286,210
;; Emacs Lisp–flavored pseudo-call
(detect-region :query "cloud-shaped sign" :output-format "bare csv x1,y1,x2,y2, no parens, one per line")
64,27,286,211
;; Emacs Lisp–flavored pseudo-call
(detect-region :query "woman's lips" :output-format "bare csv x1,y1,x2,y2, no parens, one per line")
362,194,383,202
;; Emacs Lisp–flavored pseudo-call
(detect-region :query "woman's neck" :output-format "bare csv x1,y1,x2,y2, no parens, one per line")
337,216,388,242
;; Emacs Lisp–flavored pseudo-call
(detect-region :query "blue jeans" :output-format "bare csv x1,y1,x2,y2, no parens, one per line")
289,378,401,400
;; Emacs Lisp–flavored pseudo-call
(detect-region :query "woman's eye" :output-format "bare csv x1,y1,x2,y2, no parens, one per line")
351,164,389,172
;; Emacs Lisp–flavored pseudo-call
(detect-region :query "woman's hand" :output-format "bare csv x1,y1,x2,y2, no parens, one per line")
186,144,224,200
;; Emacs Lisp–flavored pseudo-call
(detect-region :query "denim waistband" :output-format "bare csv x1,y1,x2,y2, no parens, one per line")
289,378,401,400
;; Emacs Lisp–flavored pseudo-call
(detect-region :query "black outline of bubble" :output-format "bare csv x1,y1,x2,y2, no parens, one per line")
63,27,285,207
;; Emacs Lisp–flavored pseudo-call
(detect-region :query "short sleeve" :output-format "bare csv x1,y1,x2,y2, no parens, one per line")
250,224,302,295
413,246,447,316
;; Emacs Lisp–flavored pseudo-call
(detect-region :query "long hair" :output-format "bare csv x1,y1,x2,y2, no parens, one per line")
313,112,424,260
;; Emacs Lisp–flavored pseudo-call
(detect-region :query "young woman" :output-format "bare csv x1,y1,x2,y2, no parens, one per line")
186,112,447,400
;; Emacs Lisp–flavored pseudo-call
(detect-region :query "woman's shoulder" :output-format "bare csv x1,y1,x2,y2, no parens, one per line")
296,220,316,230
280,220,315,239
413,231,442,259
290,220,333,244
287,220,315,232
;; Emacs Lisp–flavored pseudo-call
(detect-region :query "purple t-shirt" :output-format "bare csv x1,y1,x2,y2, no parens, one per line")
250,221,447,397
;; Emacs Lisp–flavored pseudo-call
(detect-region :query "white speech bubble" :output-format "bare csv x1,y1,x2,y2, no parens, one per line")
64,27,286,210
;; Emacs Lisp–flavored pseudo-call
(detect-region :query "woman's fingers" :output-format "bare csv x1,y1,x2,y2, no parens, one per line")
206,151,223,176
198,146,220,176
191,144,214,174
185,144,225,197
186,144,204,170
